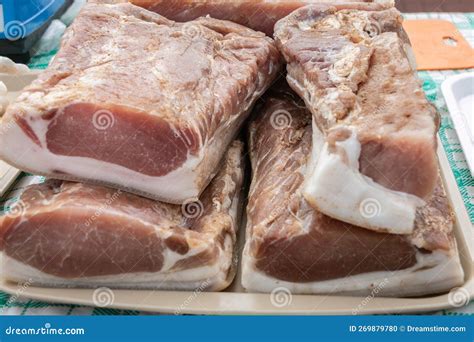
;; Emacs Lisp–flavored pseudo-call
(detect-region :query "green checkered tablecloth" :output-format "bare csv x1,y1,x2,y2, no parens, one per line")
0,12,473,315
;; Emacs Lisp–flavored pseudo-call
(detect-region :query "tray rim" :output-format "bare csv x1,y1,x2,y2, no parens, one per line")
0,139,473,315
0,162,21,197
441,72,474,177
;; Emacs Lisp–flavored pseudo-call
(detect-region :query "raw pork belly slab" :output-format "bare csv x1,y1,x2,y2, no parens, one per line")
0,142,244,291
127,0,389,36
274,4,439,234
0,2,280,203
241,85,463,296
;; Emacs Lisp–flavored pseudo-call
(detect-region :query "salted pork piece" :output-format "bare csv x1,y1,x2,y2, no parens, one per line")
125,0,391,36
0,142,244,291
0,2,280,203
241,85,464,296
273,4,438,234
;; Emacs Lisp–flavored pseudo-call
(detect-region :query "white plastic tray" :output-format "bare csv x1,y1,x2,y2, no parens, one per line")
442,72,474,176
0,140,472,315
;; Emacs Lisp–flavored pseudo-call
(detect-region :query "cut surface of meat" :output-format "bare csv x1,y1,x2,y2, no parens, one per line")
0,2,280,203
274,4,439,234
0,141,244,291
125,0,391,35
241,83,463,296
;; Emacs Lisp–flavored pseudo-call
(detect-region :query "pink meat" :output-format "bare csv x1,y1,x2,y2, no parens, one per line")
45,103,199,177
0,2,280,203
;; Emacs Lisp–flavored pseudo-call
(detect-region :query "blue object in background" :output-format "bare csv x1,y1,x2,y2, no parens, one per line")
0,0,71,56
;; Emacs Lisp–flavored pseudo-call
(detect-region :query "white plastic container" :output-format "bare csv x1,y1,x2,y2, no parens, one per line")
442,72,474,176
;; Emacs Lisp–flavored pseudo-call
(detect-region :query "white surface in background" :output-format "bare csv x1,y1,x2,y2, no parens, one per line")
0,160,20,196
0,160,11,180
60,0,87,26
31,19,66,54
442,72,474,176
459,93,474,140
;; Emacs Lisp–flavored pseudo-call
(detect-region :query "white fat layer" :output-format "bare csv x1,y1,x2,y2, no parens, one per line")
241,248,464,297
303,122,424,235
0,235,234,291
0,119,201,203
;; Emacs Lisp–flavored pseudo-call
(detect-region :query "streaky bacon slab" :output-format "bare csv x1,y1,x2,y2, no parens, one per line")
273,3,439,234
126,0,390,35
0,2,280,203
241,82,463,296
0,141,244,291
